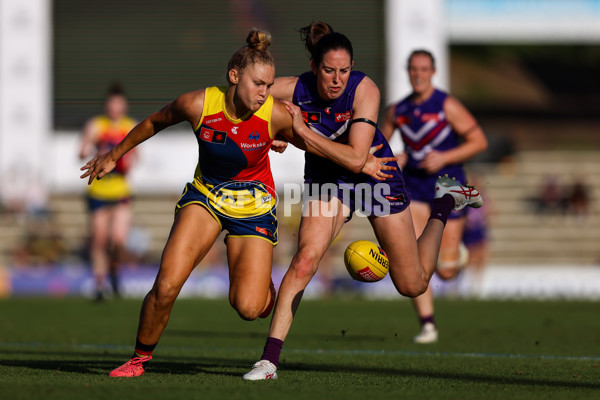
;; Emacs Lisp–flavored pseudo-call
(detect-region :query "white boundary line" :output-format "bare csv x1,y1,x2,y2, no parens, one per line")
1,342,599,362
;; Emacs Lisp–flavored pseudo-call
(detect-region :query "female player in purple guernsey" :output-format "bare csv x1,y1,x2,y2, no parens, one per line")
381,50,488,344
243,22,483,380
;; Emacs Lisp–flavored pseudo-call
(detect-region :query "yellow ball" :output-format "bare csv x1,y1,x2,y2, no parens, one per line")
344,240,389,282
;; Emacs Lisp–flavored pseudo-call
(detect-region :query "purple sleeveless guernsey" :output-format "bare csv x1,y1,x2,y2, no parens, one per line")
393,88,464,180
292,70,409,216
392,88,467,212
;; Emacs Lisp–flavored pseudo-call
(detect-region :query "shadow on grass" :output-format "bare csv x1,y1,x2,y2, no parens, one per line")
0,348,251,377
281,361,600,390
1,348,599,389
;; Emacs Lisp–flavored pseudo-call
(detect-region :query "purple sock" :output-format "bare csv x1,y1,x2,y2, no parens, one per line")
420,314,435,327
429,194,455,225
260,337,283,367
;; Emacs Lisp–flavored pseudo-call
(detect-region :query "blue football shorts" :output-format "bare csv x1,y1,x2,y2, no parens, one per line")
175,181,278,245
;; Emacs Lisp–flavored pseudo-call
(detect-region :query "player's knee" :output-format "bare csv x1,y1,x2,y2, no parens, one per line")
152,281,180,306
110,239,127,252
108,242,125,259
437,267,459,280
230,297,262,321
436,245,467,280
395,279,428,298
290,250,319,281
389,263,428,297
92,236,108,250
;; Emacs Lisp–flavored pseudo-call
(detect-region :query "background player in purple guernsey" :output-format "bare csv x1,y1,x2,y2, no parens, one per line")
381,50,488,344
243,22,483,380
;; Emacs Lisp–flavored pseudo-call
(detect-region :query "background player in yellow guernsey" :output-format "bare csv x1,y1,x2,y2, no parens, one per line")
80,28,398,378
79,83,138,301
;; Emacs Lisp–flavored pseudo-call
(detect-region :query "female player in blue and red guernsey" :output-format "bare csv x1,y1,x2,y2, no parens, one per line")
381,50,488,343
81,28,393,378
243,22,483,380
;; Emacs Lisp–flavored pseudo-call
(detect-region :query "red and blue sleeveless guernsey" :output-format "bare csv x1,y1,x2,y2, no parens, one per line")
177,86,278,243
292,71,409,216
192,86,276,196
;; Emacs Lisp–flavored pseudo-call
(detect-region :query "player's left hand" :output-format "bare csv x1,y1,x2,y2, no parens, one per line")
419,150,447,174
281,100,308,137
361,144,397,180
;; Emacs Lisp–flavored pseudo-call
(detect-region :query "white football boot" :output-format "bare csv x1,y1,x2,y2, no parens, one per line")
242,360,278,380
413,322,438,344
435,175,483,211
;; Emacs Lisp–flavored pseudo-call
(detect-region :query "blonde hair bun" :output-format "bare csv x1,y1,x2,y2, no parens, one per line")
247,28,271,52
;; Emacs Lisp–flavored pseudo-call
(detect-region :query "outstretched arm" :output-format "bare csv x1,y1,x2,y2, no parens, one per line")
80,90,204,184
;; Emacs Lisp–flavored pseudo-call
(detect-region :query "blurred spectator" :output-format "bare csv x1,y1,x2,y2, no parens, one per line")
565,175,592,221
532,174,566,215
12,221,67,266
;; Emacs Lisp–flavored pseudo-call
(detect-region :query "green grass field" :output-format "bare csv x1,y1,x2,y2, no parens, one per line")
1,297,599,400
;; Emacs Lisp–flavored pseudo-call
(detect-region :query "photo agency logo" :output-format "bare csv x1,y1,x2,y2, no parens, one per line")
282,182,394,218
206,182,396,219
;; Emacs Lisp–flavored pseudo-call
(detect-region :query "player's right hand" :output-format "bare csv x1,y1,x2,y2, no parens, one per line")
361,144,398,181
80,152,117,185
